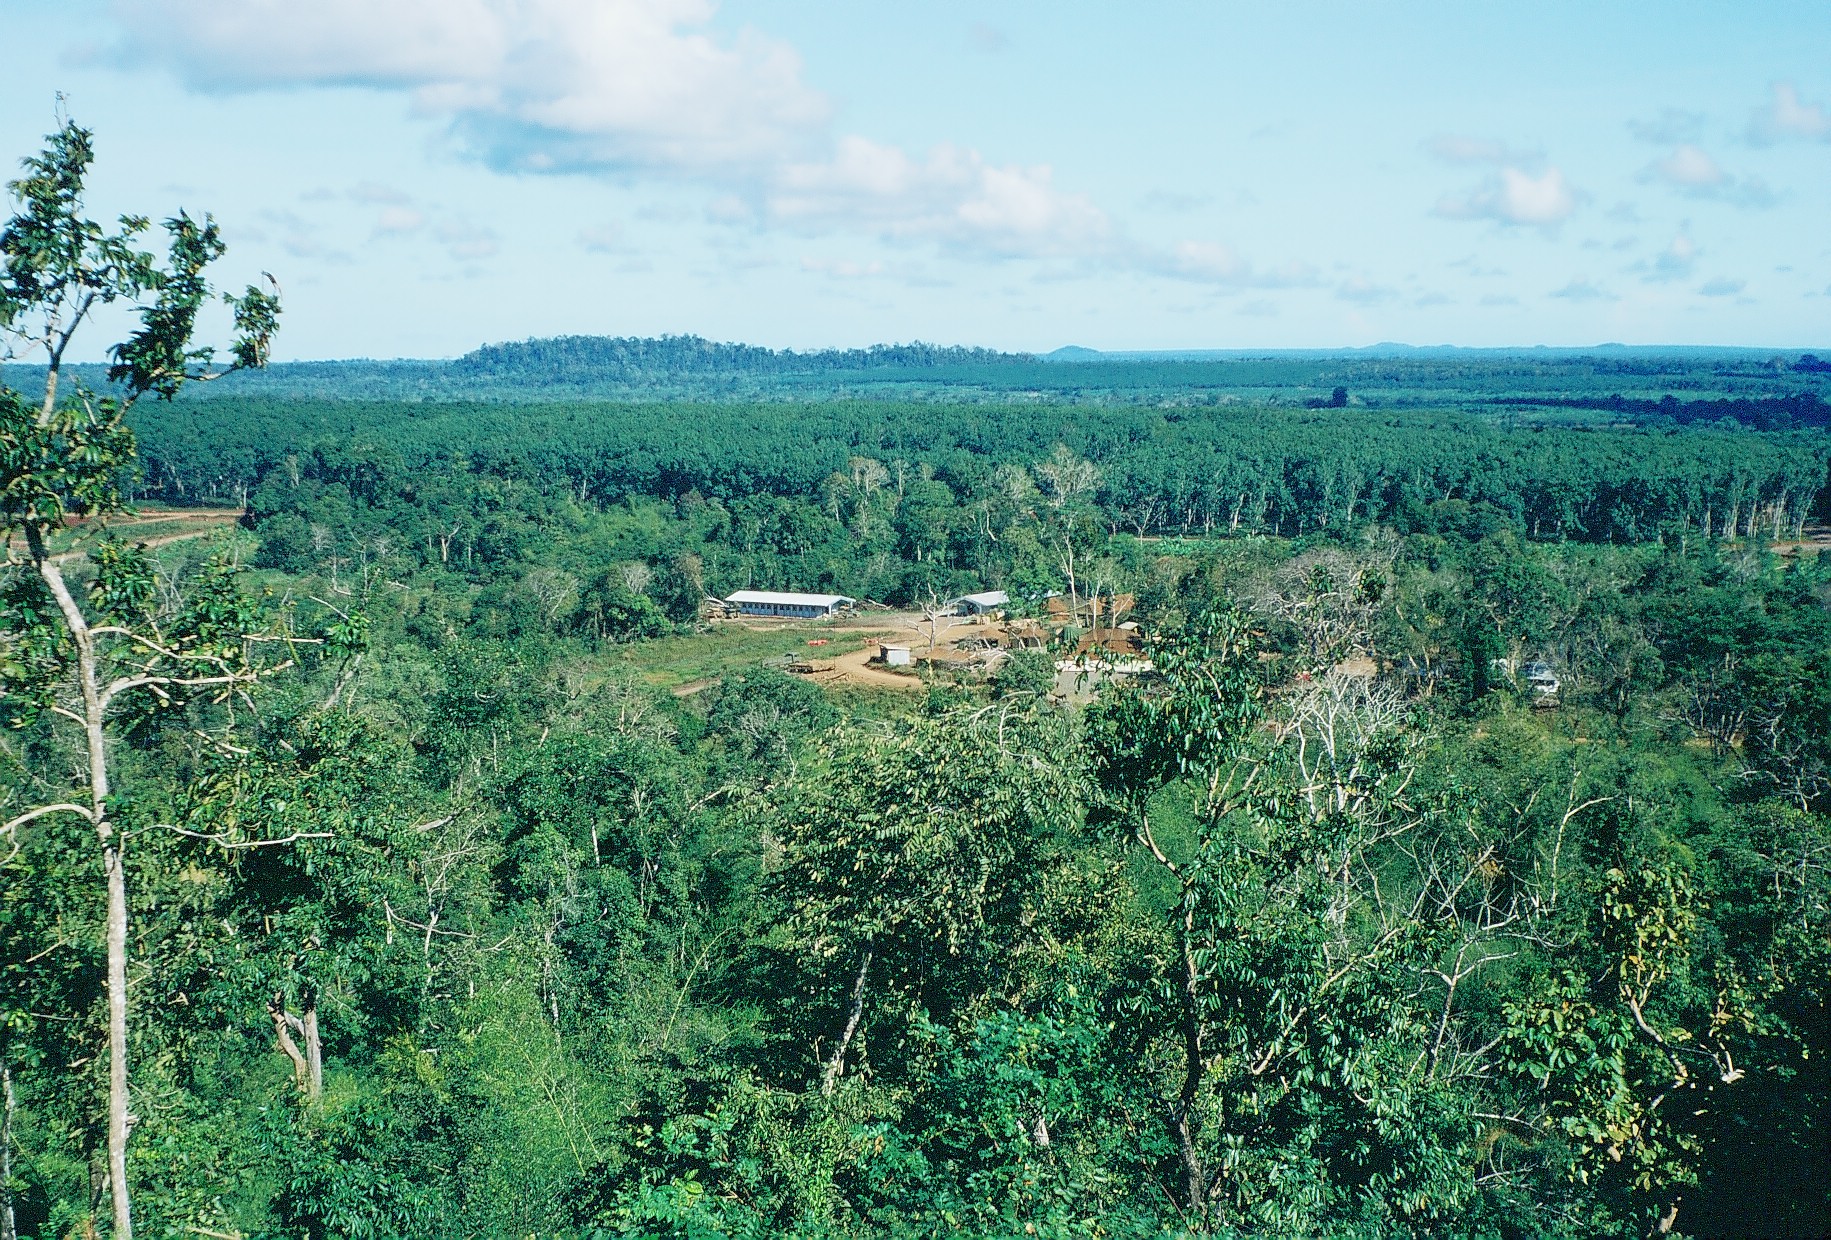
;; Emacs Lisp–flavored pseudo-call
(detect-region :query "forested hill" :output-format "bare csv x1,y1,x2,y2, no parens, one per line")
8,338,1830,408
0,335,1035,403
453,334,1031,379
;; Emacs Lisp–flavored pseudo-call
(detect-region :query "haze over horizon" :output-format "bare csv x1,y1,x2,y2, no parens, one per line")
5,0,1829,359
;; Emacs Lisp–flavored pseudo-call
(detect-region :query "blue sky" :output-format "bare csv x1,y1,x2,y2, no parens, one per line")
5,0,1829,358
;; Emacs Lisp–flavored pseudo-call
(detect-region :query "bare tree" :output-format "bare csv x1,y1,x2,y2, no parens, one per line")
919,587,967,652
1250,543,1395,673
523,566,580,631
1033,444,1101,510
619,561,654,596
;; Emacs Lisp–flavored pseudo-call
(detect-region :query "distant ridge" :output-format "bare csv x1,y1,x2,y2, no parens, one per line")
6,334,1826,407
455,333,1033,377
1040,343,1816,361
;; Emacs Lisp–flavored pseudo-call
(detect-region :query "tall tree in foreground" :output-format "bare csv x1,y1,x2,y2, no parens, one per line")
0,115,279,1239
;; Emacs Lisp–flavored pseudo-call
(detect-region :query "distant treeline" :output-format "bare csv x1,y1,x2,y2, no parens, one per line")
11,340,1828,408
1495,390,1831,432
454,334,1032,379
128,397,1830,546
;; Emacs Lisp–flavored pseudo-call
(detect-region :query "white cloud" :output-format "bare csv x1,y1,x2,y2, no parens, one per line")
434,218,500,261
118,1,1132,266
968,23,1010,53
374,206,426,234
257,208,351,262
1639,145,1777,208
1647,231,1699,282
1169,240,1248,283
1138,189,1214,213
1426,134,1541,165
768,137,1113,259
577,225,626,253
1651,145,1726,189
799,256,885,279
351,181,413,205
1746,82,1831,145
1151,240,1316,289
1549,278,1613,302
1628,108,1705,145
1336,277,1396,304
1436,166,1581,228
113,0,830,174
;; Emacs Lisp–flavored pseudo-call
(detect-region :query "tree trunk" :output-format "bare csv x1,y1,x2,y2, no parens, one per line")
269,992,314,1097
820,948,873,1096
30,542,133,1240
1173,919,1209,1224
104,843,132,1240
271,1001,306,1085
303,994,322,1100
2,1060,16,1240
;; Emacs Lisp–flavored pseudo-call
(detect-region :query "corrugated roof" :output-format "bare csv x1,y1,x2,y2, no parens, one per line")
726,590,854,607
956,590,1009,607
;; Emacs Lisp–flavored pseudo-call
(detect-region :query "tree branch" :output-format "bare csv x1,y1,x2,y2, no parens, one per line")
2,802,95,835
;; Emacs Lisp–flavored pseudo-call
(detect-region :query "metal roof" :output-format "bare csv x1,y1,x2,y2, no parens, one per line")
955,590,1010,607
726,590,855,607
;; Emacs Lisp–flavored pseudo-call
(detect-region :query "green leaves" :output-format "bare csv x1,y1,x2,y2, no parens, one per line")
770,705,1089,1077
86,535,155,621
102,212,282,401
1085,605,1260,810
3,118,280,482
0,120,157,340
0,383,135,525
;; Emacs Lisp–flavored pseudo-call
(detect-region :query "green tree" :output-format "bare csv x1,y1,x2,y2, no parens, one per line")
0,116,279,1239
1084,608,1262,1219
769,706,1087,1096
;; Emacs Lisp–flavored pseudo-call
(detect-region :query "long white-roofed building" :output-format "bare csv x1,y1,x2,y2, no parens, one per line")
725,589,855,618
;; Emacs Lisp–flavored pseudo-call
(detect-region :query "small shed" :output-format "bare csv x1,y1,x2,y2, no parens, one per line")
881,644,913,666
725,590,855,618
952,590,1010,616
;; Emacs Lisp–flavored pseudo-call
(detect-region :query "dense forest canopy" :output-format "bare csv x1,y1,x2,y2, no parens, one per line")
3,134,1830,1240
120,387,1831,578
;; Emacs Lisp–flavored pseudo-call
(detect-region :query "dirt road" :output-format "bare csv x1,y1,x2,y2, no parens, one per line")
1773,523,1831,557
826,645,926,690
29,508,245,564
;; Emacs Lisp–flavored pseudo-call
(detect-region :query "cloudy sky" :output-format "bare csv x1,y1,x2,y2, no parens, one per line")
6,0,1830,358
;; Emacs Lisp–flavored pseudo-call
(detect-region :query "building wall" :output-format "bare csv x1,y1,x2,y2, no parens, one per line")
736,601,830,616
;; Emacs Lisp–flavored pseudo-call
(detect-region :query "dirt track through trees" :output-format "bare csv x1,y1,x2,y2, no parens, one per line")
29,508,245,563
